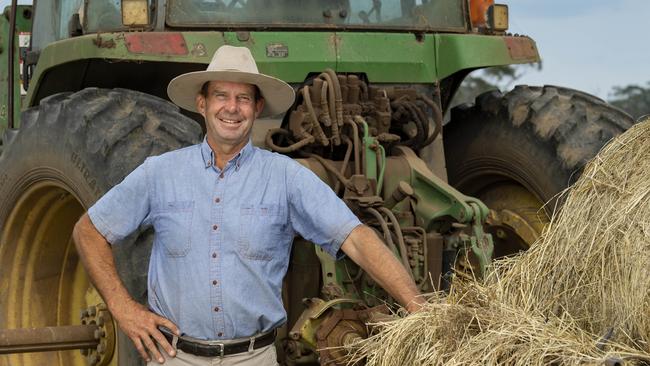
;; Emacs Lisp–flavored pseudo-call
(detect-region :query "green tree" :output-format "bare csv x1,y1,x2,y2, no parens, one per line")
608,82,650,120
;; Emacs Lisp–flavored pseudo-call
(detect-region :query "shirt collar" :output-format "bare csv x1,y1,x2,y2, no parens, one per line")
200,137,254,170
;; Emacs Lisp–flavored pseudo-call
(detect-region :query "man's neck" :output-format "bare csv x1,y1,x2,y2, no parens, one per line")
207,137,248,170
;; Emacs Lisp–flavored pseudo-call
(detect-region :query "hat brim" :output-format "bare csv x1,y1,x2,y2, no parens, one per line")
167,70,295,118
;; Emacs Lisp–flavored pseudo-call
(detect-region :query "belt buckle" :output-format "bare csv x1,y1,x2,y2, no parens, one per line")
215,343,225,358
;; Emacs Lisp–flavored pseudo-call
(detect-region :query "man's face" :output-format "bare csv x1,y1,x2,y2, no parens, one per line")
196,80,264,150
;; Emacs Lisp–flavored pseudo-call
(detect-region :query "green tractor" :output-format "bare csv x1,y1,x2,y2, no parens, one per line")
0,0,634,365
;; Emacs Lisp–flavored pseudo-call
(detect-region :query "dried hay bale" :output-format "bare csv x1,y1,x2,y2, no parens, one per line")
347,118,650,365
496,116,650,347
349,280,646,365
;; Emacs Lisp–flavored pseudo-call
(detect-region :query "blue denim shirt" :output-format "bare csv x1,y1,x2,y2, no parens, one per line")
88,138,361,340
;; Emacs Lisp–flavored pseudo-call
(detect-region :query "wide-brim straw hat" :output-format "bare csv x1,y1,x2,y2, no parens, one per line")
168,45,295,118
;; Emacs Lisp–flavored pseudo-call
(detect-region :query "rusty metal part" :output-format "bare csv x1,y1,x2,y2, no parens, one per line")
347,75,360,104
486,208,539,251
479,182,548,258
289,298,363,349
424,231,444,291
92,34,116,48
315,305,389,366
401,226,428,286
80,304,115,366
384,181,414,209
504,36,538,61
124,33,188,55
286,298,388,365
270,69,444,167
391,98,429,149
344,174,374,198
0,325,99,354
0,305,114,366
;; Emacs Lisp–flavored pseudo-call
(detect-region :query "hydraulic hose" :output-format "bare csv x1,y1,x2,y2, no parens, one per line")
334,135,354,194
319,80,332,127
302,152,349,188
419,94,443,147
302,86,329,146
403,101,426,148
378,206,413,279
353,116,369,176
344,119,361,175
265,128,315,153
365,207,400,257
376,143,386,195
319,71,341,145
324,69,344,129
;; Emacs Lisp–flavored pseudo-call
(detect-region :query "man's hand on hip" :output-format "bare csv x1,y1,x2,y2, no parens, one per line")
112,299,180,364
73,214,180,363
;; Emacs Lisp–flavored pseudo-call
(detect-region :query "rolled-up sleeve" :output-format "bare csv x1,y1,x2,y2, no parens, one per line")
287,163,361,259
88,159,152,244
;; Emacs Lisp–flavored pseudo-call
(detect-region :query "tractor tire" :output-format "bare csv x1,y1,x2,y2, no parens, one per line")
444,85,634,256
0,88,202,366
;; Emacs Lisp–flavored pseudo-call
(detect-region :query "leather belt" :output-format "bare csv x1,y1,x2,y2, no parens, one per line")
160,328,276,357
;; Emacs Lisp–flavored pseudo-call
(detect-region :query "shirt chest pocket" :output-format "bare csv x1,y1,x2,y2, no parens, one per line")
155,200,194,257
238,204,287,261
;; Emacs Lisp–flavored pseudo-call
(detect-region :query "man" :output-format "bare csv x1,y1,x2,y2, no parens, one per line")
73,45,423,365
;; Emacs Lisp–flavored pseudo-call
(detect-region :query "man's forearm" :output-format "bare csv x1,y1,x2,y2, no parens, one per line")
72,213,134,310
73,213,179,363
341,225,424,311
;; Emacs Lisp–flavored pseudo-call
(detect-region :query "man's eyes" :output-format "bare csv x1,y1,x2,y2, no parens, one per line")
212,93,252,103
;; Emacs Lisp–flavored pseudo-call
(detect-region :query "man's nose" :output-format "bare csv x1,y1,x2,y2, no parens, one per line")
224,96,239,112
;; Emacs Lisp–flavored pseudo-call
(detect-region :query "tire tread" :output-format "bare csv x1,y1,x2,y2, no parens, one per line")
455,85,634,173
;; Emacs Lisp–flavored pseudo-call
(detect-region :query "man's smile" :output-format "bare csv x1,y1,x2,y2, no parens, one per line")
218,116,243,125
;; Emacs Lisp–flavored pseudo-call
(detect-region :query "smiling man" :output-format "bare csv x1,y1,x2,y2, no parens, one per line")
73,45,423,366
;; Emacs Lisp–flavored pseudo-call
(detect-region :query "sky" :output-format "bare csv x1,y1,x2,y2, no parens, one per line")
507,0,650,100
1,0,647,100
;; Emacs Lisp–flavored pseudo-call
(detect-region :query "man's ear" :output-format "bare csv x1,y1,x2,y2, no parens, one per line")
195,94,206,117
255,98,265,117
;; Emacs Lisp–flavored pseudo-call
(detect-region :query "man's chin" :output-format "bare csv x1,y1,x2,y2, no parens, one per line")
212,133,249,147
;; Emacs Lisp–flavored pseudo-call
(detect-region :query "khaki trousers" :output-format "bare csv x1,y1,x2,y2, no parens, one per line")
148,342,279,366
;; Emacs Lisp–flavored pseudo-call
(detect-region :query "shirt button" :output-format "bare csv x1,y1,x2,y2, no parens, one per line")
212,280,218,285
214,306,220,312
218,332,223,337
212,224,218,231
212,252,217,258
215,197,220,203
219,173,224,179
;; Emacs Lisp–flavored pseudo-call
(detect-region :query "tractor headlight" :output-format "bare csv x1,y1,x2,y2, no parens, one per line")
470,0,509,32
488,4,509,32
121,0,149,26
